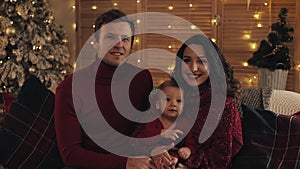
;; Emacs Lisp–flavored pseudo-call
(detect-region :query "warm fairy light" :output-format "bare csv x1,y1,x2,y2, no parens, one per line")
250,43,257,50
10,21,13,24
91,5,97,10
242,62,249,67
211,38,216,43
72,5,76,9
168,6,173,10
136,19,141,24
211,18,217,24
257,23,263,28
168,25,172,29
135,39,139,43
92,24,95,28
190,25,197,30
113,3,118,6
264,2,268,6
137,59,141,63
137,0,140,3
72,23,76,30
253,76,257,79
189,4,193,7
90,41,94,45
253,13,261,20
73,62,77,69
297,64,300,70
168,45,172,49
243,34,251,39
0,60,3,64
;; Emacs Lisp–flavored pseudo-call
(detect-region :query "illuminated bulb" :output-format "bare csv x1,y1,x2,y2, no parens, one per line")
168,66,172,70
0,60,3,64
211,18,217,24
91,5,97,10
90,41,94,45
135,39,139,43
73,63,77,69
72,5,76,9
242,62,249,67
10,21,13,24
136,19,141,24
253,76,257,79
253,13,260,20
249,79,253,83
114,3,118,6
137,59,141,63
257,23,263,27
189,4,193,7
168,45,172,49
72,23,76,30
168,6,173,10
250,43,257,50
243,34,251,39
137,0,140,3
298,64,300,69
264,2,268,6
211,38,216,43
168,25,172,29
190,25,197,30
93,24,95,28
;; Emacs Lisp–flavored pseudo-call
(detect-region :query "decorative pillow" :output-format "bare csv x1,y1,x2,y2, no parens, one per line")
232,104,300,169
0,76,64,169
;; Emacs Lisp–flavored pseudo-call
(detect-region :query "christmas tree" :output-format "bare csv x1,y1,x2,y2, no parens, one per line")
247,8,294,70
0,0,71,97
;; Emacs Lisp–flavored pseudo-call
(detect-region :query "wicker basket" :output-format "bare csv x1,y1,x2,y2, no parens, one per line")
258,68,288,90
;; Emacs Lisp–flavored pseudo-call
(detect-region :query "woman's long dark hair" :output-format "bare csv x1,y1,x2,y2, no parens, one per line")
172,34,240,99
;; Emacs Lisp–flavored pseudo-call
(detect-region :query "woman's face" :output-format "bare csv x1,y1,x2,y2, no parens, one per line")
181,44,209,86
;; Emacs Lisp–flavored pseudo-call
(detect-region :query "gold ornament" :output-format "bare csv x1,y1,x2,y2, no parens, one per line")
62,38,68,44
44,16,53,25
5,26,16,37
0,50,7,59
46,54,55,61
28,66,36,74
44,34,52,43
33,44,42,52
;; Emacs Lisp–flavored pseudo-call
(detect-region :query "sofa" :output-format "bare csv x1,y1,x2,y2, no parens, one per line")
1,76,300,169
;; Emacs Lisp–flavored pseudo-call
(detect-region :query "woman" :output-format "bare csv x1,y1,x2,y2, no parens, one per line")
169,34,243,169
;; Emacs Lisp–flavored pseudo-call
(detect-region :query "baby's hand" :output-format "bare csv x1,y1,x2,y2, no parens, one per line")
161,129,183,141
178,147,191,160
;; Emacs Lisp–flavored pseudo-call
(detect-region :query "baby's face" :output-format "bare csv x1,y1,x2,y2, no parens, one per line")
159,86,183,119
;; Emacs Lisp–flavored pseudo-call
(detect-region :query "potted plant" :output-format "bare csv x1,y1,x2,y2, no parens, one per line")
247,8,294,89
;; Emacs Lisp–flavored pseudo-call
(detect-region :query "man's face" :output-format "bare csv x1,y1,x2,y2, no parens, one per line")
94,22,133,66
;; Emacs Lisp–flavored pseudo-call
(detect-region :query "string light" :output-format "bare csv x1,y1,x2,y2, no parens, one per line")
136,19,141,24
190,24,197,30
257,23,263,27
72,23,76,30
189,4,193,7
211,38,216,43
72,5,76,9
253,13,261,20
168,45,172,49
137,0,140,3
113,2,118,6
168,6,173,10
242,62,249,67
250,43,257,50
263,2,268,6
91,5,97,10
243,33,251,40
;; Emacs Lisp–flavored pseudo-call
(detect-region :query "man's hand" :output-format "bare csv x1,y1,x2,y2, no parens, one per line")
126,157,155,169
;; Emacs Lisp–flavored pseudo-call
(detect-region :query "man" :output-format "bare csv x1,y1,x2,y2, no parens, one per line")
55,9,154,169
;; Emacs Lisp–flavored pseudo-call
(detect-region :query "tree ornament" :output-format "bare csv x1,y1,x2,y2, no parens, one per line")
28,66,36,74
44,33,52,43
0,50,7,59
5,26,16,37
33,44,42,52
46,54,55,61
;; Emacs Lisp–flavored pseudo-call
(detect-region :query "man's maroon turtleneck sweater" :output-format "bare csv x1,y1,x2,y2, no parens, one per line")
55,59,153,169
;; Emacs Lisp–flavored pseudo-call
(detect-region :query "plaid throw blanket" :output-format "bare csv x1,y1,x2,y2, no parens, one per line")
233,104,300,169
0,76,63,169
